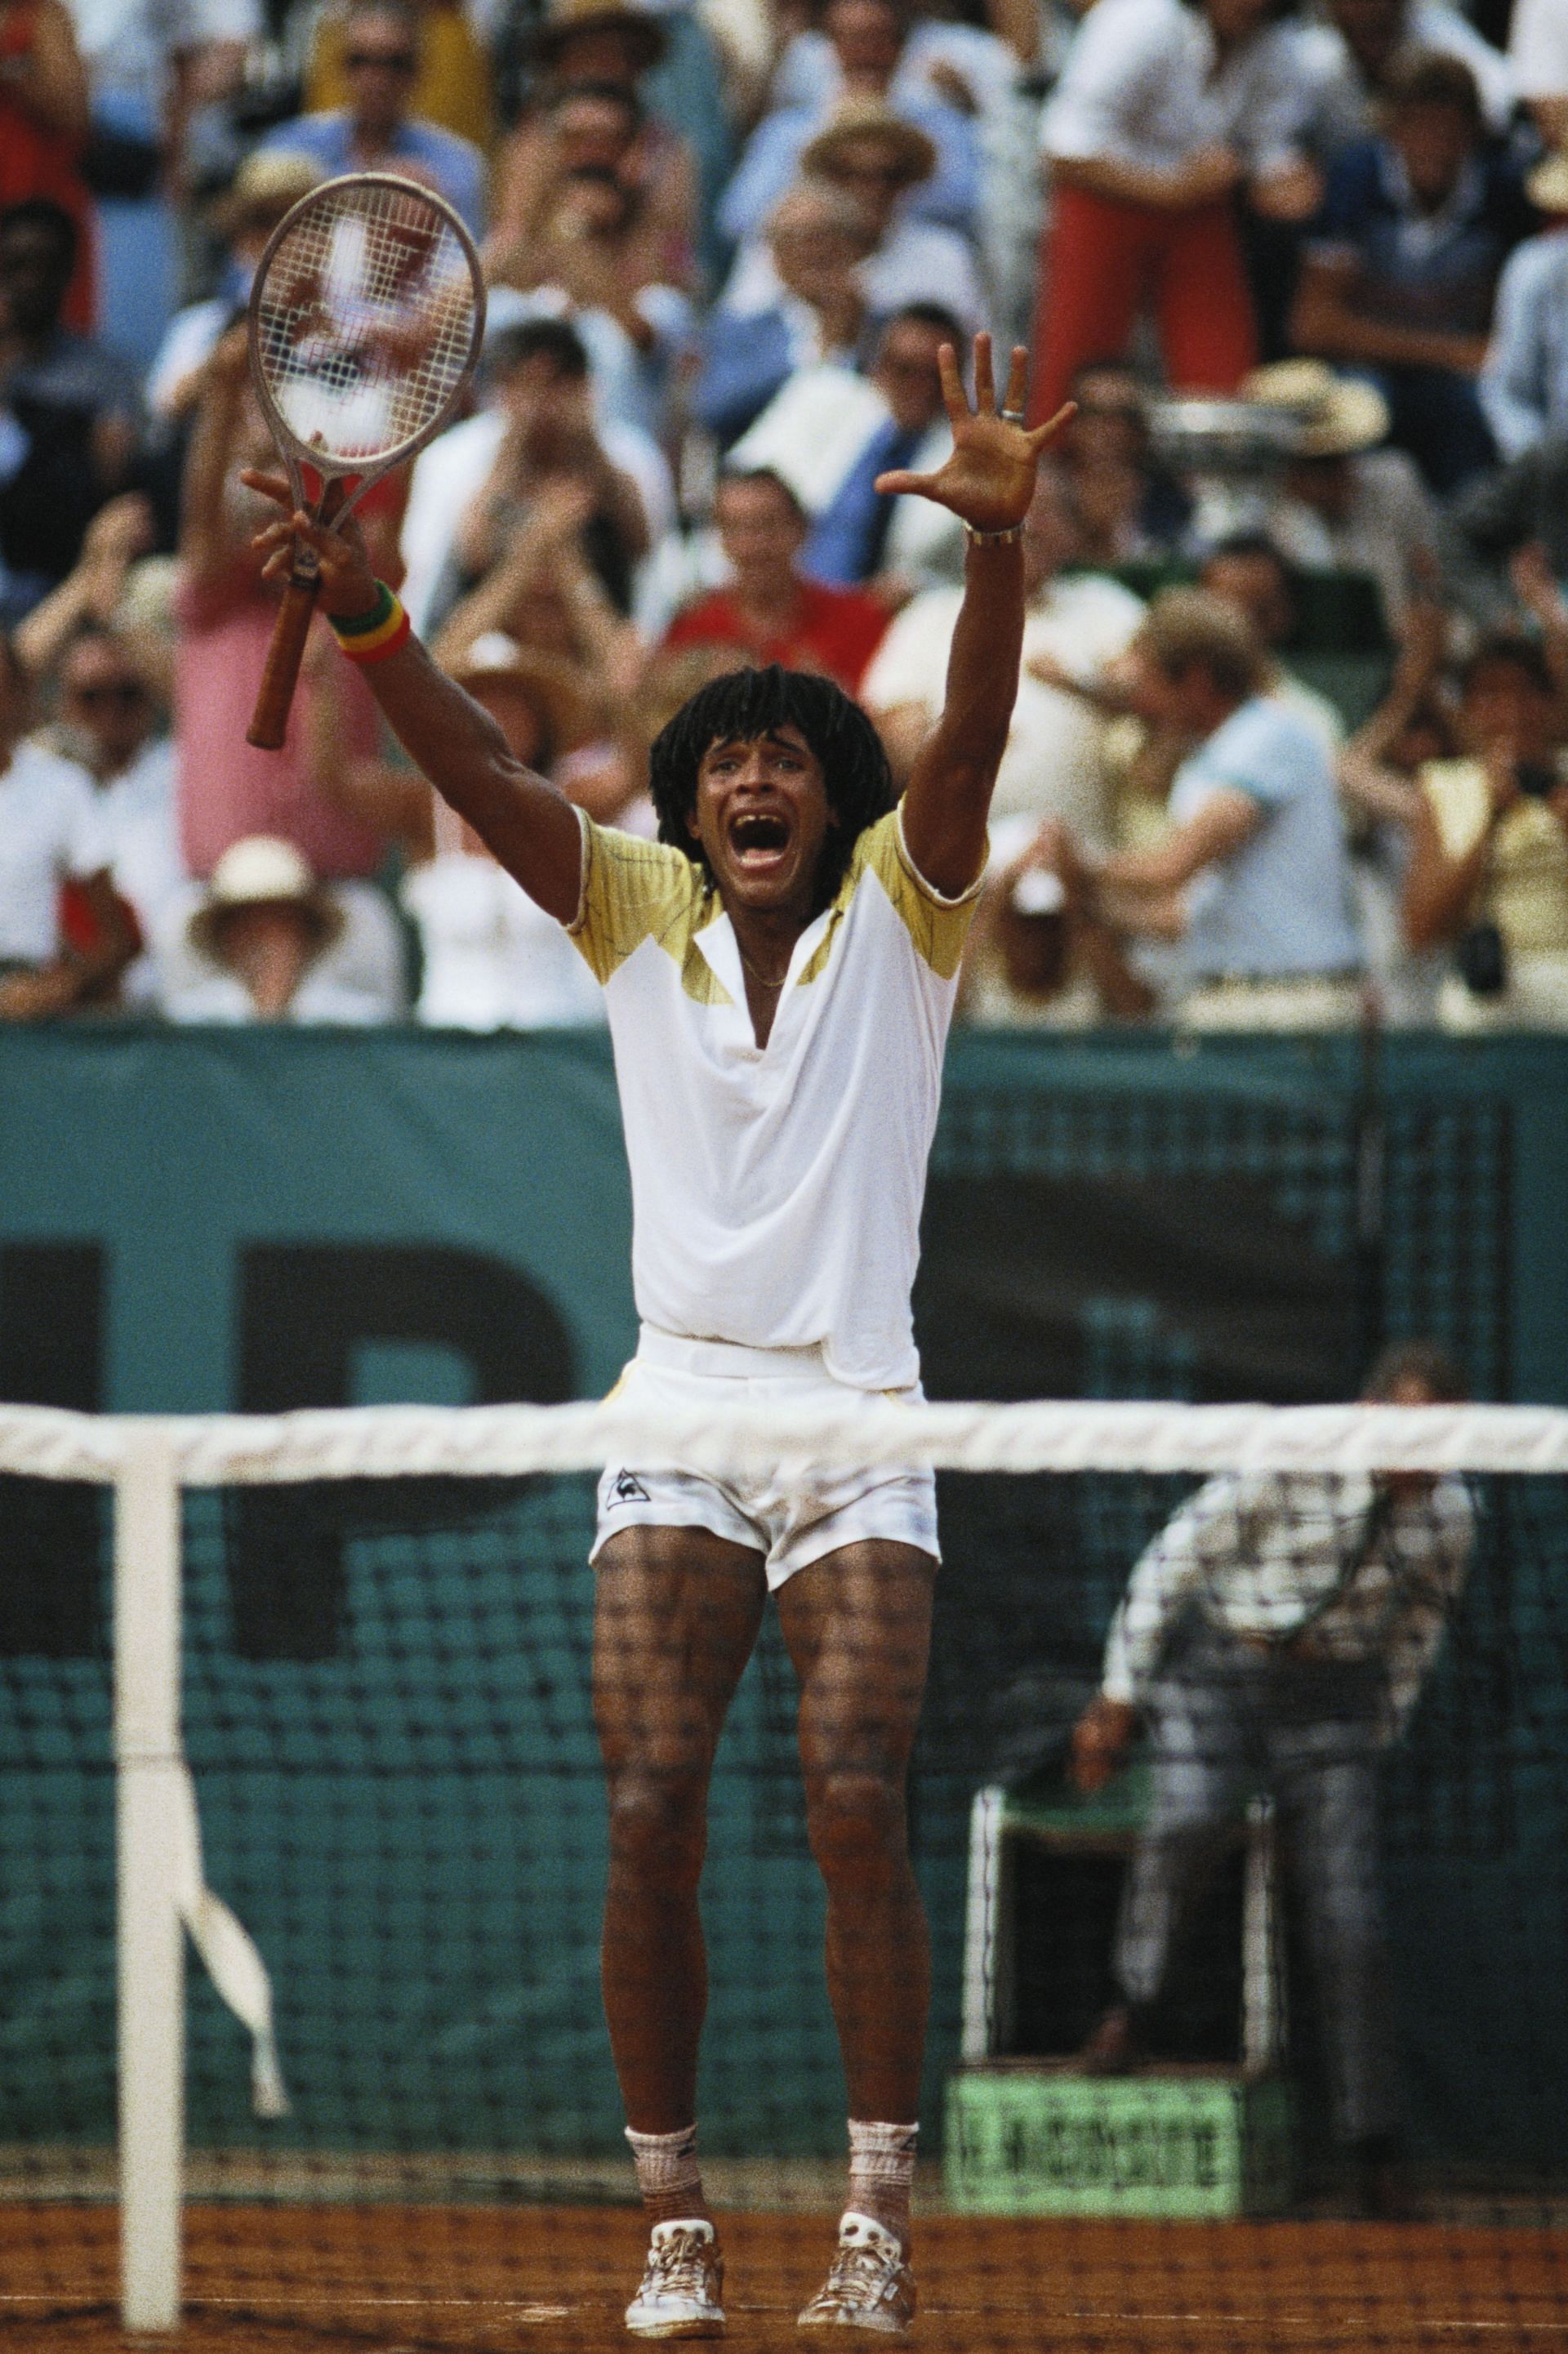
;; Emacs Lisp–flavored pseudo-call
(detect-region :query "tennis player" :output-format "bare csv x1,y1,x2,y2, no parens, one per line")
247,332,1067,2338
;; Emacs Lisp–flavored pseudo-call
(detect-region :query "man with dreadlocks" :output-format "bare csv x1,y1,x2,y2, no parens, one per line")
247,332,1067,2339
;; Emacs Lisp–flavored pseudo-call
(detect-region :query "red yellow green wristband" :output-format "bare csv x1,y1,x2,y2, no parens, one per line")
328,582,411,664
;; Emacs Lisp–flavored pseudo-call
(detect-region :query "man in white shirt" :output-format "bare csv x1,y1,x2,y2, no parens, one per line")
1070,1341,1473,2213
1508,0,1568,145
862,465,1145,843
0,635,135,1017
247,330,1067,2340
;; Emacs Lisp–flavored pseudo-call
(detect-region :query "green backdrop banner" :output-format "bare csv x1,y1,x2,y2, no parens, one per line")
0,1027,1563,2172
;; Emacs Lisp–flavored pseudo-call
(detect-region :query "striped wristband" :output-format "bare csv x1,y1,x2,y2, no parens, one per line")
327,582,411,664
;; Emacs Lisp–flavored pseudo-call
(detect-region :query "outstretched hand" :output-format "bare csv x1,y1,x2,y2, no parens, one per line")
874,334,1073,537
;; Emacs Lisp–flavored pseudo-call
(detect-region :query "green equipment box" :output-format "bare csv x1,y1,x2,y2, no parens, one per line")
945,2064,1293,2219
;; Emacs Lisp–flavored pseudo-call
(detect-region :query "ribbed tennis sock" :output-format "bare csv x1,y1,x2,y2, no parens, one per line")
847,2117,919,2243
626,2122,707,2224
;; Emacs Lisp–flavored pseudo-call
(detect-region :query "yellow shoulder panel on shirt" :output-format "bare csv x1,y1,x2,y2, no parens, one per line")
568,814,731,1001
853,805,983,982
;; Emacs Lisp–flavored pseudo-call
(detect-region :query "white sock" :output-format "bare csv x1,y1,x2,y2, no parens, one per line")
847,2118,919,2230
626,2122,704,2221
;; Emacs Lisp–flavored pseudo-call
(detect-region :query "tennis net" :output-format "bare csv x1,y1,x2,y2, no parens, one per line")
0,1394,1564,2352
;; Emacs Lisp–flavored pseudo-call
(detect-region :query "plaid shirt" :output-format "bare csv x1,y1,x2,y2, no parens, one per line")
1101,1470,1475,1734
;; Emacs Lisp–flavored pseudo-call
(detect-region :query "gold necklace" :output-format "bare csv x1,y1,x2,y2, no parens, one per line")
736,938,790,991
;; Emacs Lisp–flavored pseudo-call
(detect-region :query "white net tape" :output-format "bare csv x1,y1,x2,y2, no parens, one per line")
253,178,478,466
5,1398,1568,1487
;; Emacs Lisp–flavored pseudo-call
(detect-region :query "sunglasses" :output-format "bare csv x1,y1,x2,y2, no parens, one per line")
70,681,146,708
345,47,416,68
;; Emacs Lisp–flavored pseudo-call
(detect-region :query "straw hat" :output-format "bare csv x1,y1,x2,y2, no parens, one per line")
189,836,345,964
1526,149,1568,215
529,0,667,72
1241,360,1390,458
447,633,599,754
216,150,323,236
802,100,939,189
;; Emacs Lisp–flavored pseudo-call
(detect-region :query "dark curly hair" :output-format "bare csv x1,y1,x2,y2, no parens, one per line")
648,664,896,909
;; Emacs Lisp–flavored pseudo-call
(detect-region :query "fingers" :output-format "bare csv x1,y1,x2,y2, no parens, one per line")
873,469,938,498
1027,400,1077,450
937,341,968,430
973,329,995,416
239,468,293,510
1003,343,1029,419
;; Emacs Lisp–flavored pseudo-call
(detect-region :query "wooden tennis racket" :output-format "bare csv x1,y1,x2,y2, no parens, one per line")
245,171,485,751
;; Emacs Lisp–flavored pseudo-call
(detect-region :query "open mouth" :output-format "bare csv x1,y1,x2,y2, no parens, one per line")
727,809,792,867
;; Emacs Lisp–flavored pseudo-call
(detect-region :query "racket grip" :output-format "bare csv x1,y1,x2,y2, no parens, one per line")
247,567,322,751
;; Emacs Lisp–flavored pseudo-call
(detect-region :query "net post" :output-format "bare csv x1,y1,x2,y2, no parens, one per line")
114,1428,184,2333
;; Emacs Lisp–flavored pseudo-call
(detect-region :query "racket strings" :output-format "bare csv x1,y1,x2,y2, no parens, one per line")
254,181,479,467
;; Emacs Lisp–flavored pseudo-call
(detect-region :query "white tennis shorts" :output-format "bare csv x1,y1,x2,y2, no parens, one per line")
591,1329,939,1590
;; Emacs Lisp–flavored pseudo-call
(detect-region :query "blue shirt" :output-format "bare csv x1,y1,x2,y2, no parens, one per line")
1480,229,1568,462
1309,136,1531,341
1169,697,1363,980
258,114,487,240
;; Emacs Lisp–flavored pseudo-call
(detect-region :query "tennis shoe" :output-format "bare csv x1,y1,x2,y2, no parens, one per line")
626,2218,726,2338
798,2212,915,2334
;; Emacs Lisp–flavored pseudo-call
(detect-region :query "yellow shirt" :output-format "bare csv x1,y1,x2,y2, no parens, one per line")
1420,756,1568,958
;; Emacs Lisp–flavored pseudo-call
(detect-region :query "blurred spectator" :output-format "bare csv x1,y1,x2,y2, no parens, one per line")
1237,360,1441,638
490,0,697,298
0,0,91,332
1289,52,1530,495
800,100,984,330
960,815,1157,1025
1302,0,1514,145
486,167,696,443
305,0,496,154
161,836,399,1023
302,630,614,1026
0,626,136,1017
173,328,388,882
697,181,874,448
731,302,965,601
662,466,889,691
1450,439,1568,613
1070,1340,1473,2218
1338,594,1454,1023
1058,359,1193,565
1067,588,1363,1028
145,153,322,425
1508,0,1568,149
1401,628,1568,1031
863,464,1144,835
488,78,692,296
1478,150,1568,465
1031,0,1324,423
0,198,142,625
70,0,257,368
1197,531,1343,749
719,0,981,249
421,315,654,630
44,622,185,1005
258,0,487,239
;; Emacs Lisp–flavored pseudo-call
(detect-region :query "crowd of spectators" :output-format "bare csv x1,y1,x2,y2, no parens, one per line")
2,0,1568,1032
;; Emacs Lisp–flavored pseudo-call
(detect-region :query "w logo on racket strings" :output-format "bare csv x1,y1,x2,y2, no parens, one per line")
610,1471,650,1505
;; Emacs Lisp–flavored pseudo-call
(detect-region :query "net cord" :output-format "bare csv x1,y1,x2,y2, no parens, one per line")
5,1398,1568,1487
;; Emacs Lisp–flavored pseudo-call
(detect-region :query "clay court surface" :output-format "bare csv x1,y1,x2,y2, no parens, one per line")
2,2206,1566,2353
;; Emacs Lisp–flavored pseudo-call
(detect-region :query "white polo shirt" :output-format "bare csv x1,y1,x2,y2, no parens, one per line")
0,741,106,965
568,804,980,1389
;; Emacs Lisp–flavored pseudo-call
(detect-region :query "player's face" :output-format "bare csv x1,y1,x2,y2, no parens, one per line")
688,723,835,918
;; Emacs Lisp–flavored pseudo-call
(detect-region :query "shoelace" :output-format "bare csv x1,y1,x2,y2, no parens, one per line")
644,2229,714,2298
822,2242,898,2307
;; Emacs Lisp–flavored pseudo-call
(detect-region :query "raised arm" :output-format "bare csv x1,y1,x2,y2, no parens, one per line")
875,337,1071,897
246,474,584,923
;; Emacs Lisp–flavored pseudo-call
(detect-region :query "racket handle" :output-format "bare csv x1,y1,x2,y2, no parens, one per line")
247,566,322,751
